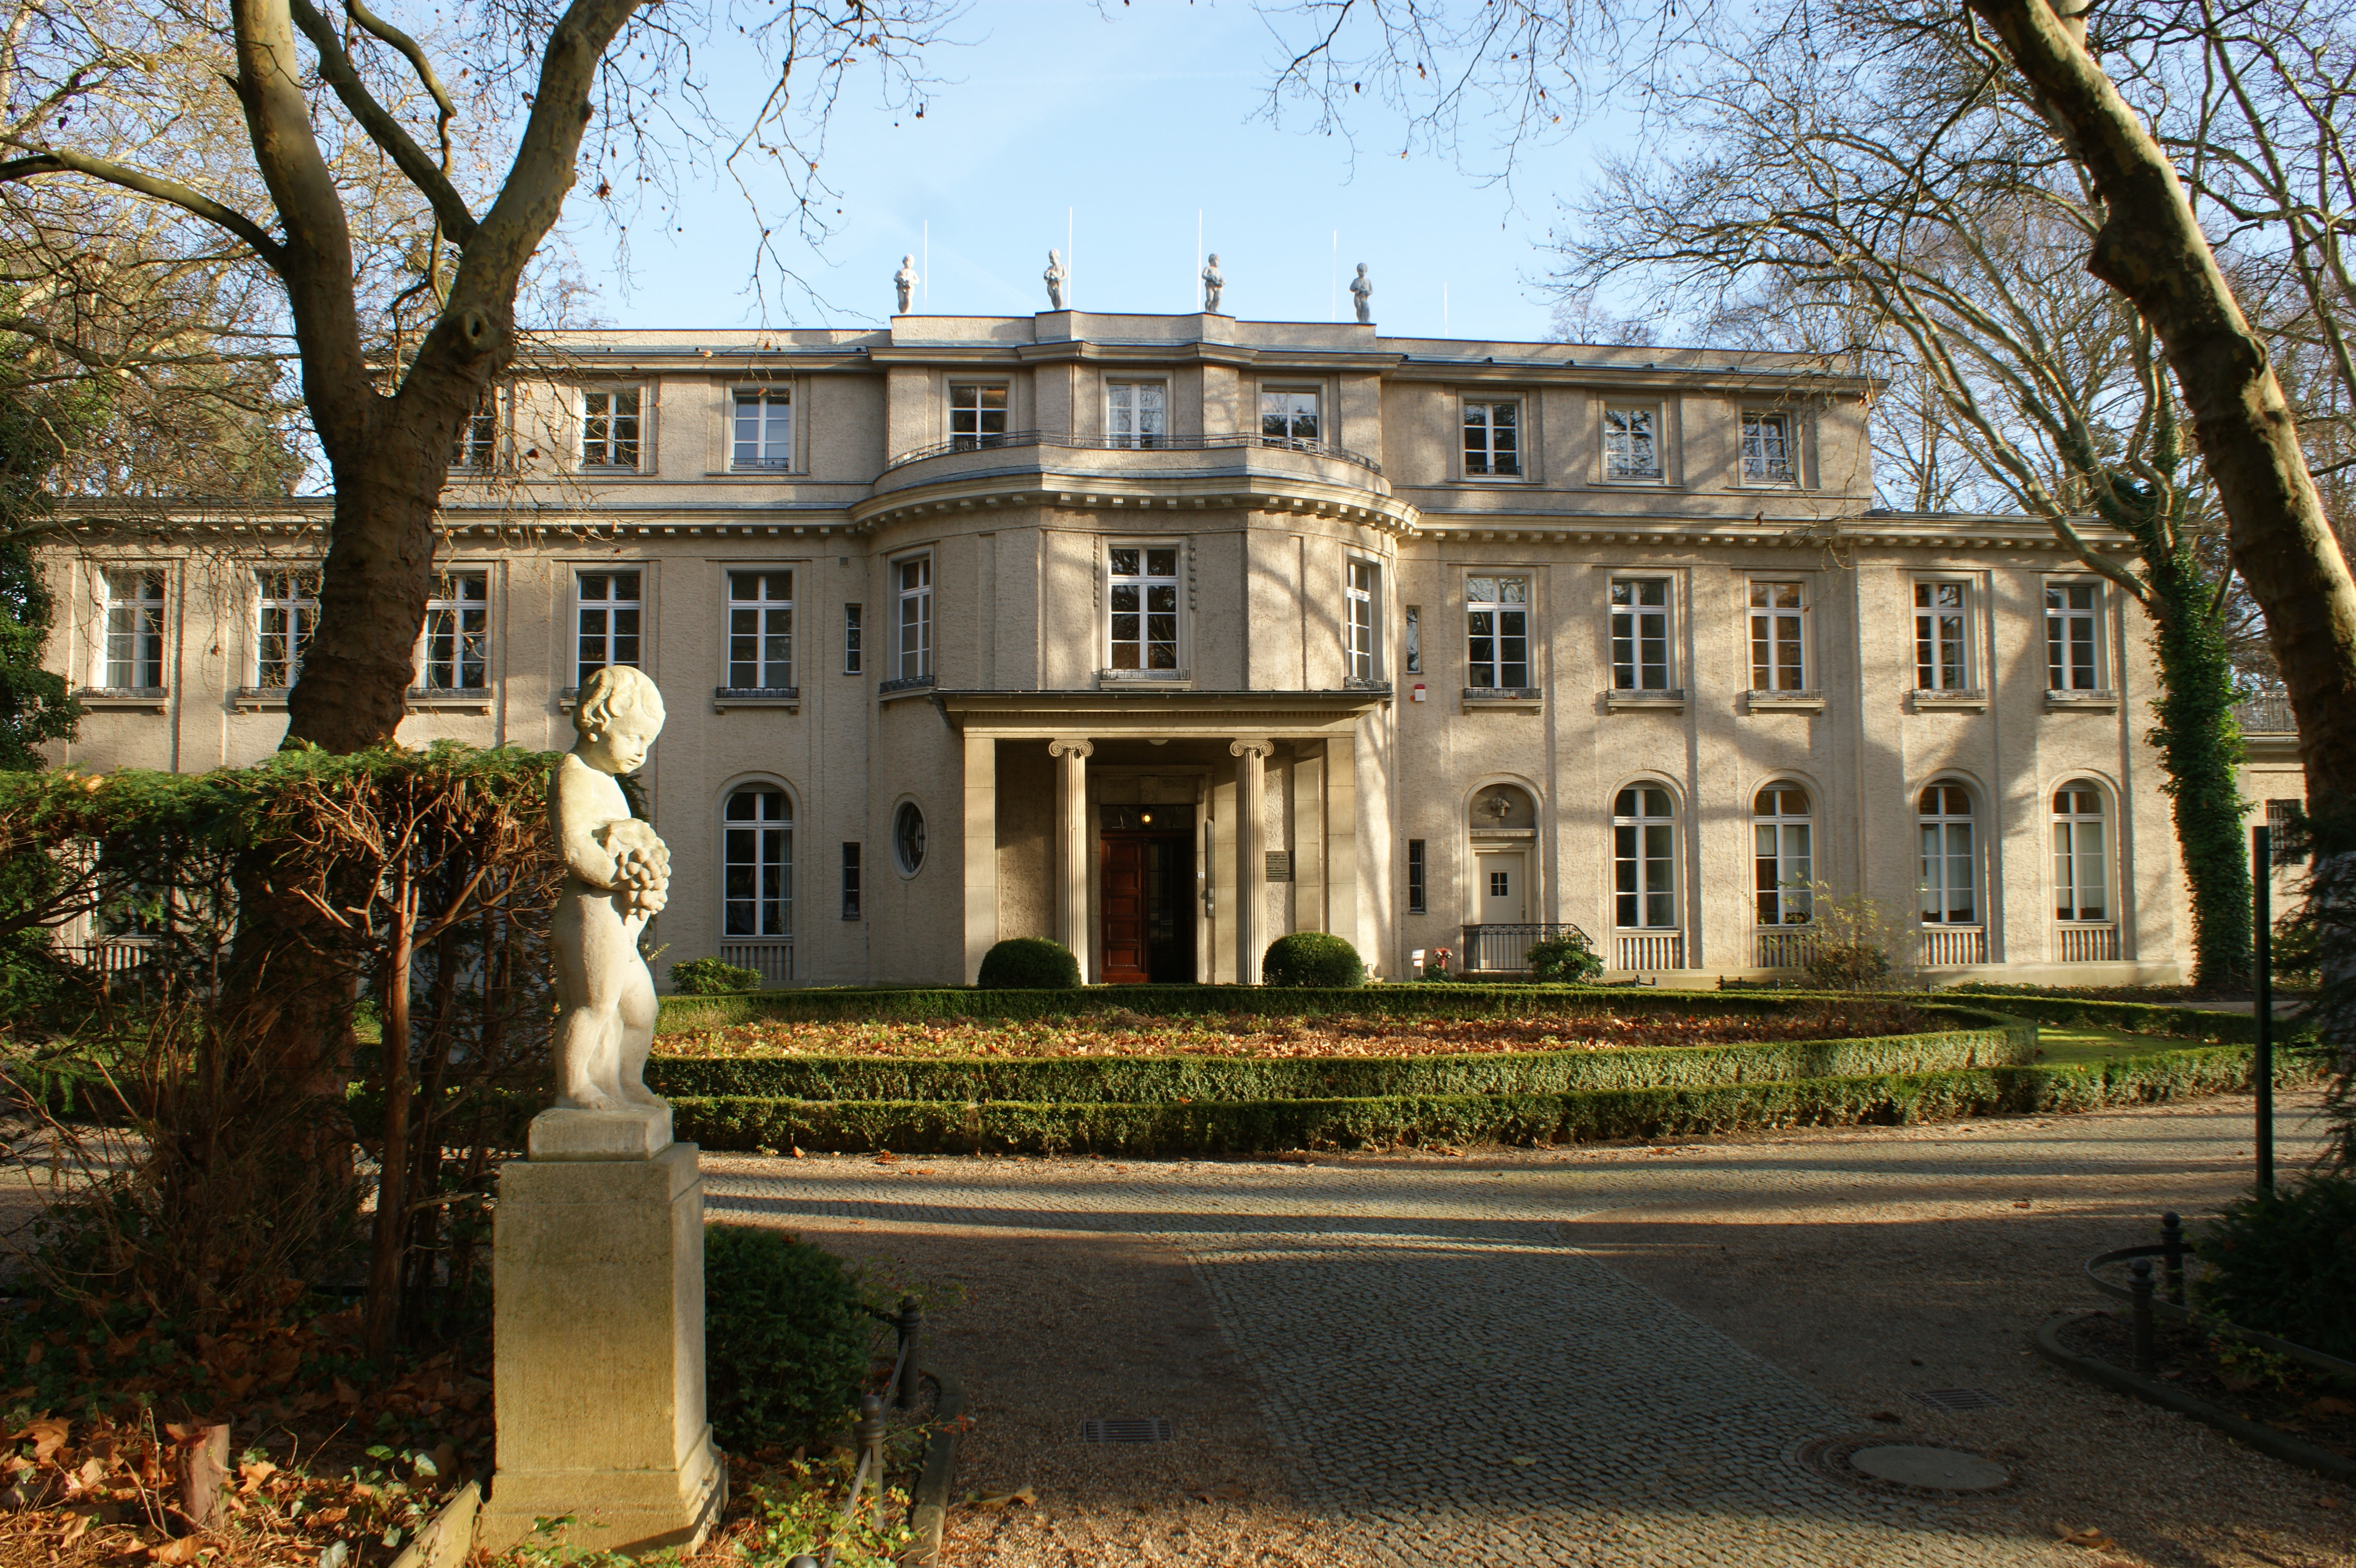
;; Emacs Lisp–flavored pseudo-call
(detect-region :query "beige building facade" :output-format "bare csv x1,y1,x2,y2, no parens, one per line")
45,310,2279,988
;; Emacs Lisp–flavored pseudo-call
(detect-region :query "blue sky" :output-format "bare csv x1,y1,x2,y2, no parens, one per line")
579,1,1617,340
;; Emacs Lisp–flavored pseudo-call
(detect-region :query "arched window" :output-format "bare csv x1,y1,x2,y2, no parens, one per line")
1753,784,1813,925
722,786,793,937
1918,785,1977,925
2052,782,2108,921
1613,786,1677,928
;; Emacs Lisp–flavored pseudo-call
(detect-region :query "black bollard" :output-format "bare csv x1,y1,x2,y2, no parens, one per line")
2130,1259,2157,1377
2159,1212,2186,1307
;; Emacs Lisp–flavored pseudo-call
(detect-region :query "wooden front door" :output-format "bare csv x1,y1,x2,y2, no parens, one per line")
1099,832,1195,984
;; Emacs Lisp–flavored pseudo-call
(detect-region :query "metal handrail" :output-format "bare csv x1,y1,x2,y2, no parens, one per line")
883,427,1384,476
2084,1239,2356,1385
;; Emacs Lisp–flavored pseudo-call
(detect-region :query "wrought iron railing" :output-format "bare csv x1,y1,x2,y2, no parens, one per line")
1614,930,1684,971
2054,922,2119,963
1918,925,1987,967
1459,923,1589,972
719,940,792,988
883,428,1384,476
2233,689,2294,735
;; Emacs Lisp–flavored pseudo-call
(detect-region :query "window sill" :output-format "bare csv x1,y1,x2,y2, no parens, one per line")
1456,472,1529,484
406,688,493,714
713,685,801,713
1462,688,1542,713
1606,689,1686,713
232,688,291,712
2046,689,2119,711
74,688,168,713
1745,690,1825,713
1098,669,1193,690
1911,689,1988,712
878,675,937,701
718,464,800,476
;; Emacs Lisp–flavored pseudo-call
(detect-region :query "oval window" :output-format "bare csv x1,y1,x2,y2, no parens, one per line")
893,800,927,875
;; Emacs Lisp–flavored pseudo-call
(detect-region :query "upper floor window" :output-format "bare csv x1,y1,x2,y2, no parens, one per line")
1345,559,1380,681
1465,576,1529,690
1107,381,1167,449
1913,581,1970,690
2046,583,2100,691
727,570,795,689
576,570,641,687
452,394,498,471
844,603,864,675
895,557,933,681
1603,404,1661,480
1754,784,1814,926
580,388,641,469
722,785,793,938
2052,783,2109,921
949,384,1008,450
733,388,792,469
1463,399,1520,477
1918,784,1978,925
1748,581,1807,691
1108,545,1179,671
102,569,165,690
254,570,318,690
1739,408,1796,484
1613,786,1678,929
1610,578,1673,691
421,571,488,691
1260,387,1320,448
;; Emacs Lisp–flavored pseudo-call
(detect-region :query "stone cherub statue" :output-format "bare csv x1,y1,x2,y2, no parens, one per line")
1351,262,1373,324
895,254,918,314
1202,253,1224,313
1045,248,1068,309
549,665,671,1118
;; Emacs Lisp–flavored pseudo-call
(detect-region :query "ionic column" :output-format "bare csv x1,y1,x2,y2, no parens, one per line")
1230,738,1272,983
1048,737,1094,978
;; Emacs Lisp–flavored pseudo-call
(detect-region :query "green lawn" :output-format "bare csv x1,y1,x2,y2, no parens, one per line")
2029,1023,2228,1066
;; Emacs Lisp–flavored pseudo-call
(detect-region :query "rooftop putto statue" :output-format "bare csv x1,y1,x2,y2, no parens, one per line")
895,254,918,314
1045,248,1068,309
1352,262,1373,324
1202,253,1224,313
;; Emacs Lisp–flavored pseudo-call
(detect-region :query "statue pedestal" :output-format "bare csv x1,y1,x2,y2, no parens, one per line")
478,1129,724,1556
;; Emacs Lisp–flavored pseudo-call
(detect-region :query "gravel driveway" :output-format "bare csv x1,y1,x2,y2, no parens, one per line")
703,1090,2353,1567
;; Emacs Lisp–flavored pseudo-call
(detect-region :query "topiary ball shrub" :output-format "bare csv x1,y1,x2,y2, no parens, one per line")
1261,932,1364,987
977,936,1082,989
1524,934,1603,983
704,1225,870,1448
672,956,764,994
2194,1174,2356,1361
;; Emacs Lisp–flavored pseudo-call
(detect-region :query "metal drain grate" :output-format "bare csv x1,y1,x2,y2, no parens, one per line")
1081,1418,1172,1443
1910,1387,2008,1412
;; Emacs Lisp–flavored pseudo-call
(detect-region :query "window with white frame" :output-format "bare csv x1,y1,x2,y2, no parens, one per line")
576,570,642,687
1613,786,1677,929
254,570,318,690
722,785,793,938
102,569,165,690
1748,581,1807,691
2052,783,2108,921
1403,604,1422,674
1345,559,1380,681
949,384,1008,450
1465,576,1529,690
895,557,932,681
726,570,794,689
1107,381,1167,449
452,393,498,470
1754,784,1814,926
843,603,863,674
2046,583,2101,691
580,388,641,468
1913,581,1970,690
1918,785,1978,925
1260,387,1320,447
1739,408,1796,483
1107,545,1179,671
1603,404,1661,480
421,571,488,691
1610,578,1673,691
1462,399,1520,477
732,388,792,469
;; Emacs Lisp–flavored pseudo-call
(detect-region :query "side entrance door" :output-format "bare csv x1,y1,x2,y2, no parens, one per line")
1100,830,1198,984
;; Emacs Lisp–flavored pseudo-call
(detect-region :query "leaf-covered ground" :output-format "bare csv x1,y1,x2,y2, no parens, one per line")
661,1003,1939,1061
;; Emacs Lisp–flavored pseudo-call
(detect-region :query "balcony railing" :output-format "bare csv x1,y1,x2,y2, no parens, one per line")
1614,930,1685,971
882,428,1384,476
1459,922,1590,972
1753,927,1821,970
1918,925,1987,967
2055,922,2120,963
719,940,792,989
2234,689,2294,735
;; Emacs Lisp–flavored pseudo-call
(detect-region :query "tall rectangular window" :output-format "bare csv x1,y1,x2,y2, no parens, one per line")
1748,581,1806,691
1610,578,1672,691
1740,409,1795,483
1106,382,1167,449
102,570,165,690
1914,581,1969,690
949,384,1008,450
2051,786,2108,921
1613,786,1678,928
841,842,862,920
895,557,932,681
1345,560,1379,680
421,571,488,691
1107,545,1179,670
1918,786,1978,925
2046,583,2099,690
576,570,642,686
581,388,641,468
1403,604,1422,674
1463,399,1520,476
843,603,863,674
254,570,318,690
722,786,793,938
452,394,498,470
1603,405,1660,479
1260,387,1320,447
1465,576,1529,690
727,570,794,689
1406,839,1426,914
732,388,792,468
